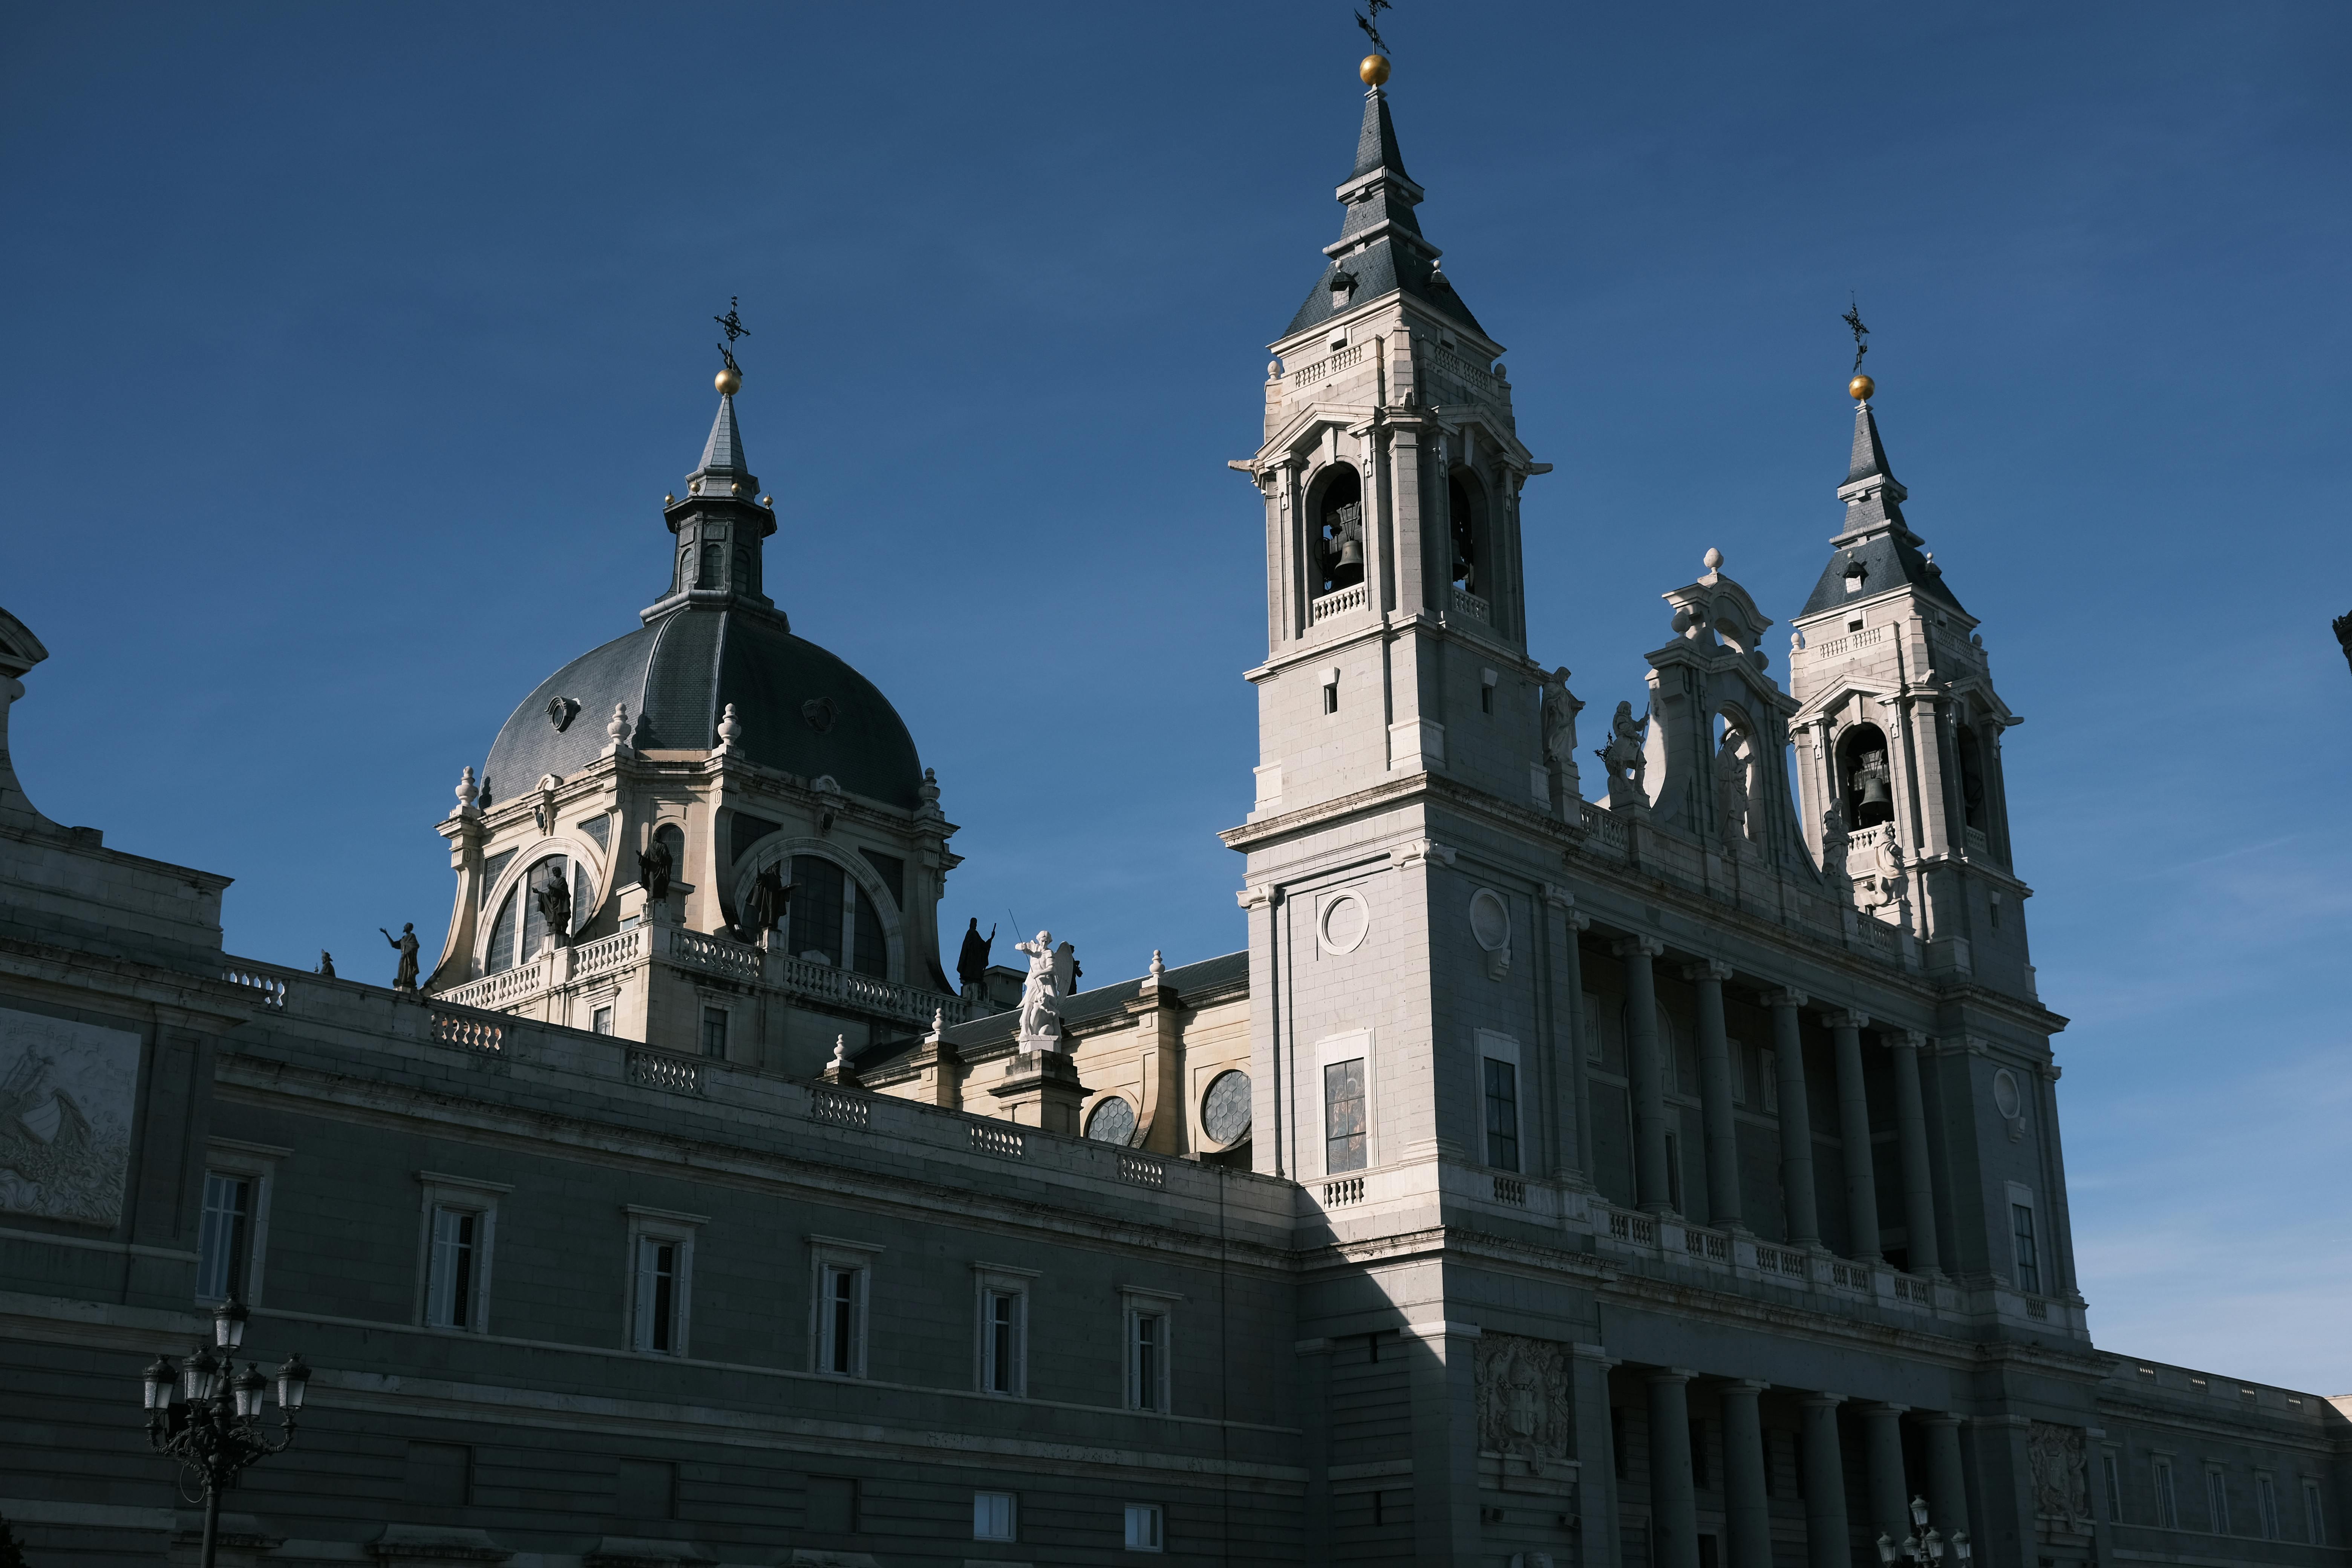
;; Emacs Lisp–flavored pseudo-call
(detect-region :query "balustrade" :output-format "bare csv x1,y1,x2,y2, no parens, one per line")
441,959,546,1013
1309,582,1368,623
431,1013,506,1053
811,1087,870,1129
969,1122,1024,1159
1287,343,1365,386
223,967,288,1008
1447,585,1491,624
1118,1153,1166,1189
668,927,761,982
1322,1176,1364,1207
626,1049,702,1095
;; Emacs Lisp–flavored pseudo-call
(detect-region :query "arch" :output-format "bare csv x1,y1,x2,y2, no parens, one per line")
1836,722,1894,830
696,541,723,590
1447,468,1490,597
1304,462,1364,597
731,835,903,983
1955,722,1989,831
476,833,606,975
1713,704,1763,851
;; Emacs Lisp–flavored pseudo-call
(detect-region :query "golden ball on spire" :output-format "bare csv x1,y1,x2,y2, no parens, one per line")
715,364,743,395
1848,374,1874,402
1360,53,1390,85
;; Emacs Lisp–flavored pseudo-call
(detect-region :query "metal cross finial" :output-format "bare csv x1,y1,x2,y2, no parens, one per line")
714,296,750,373
1843,297,1871,375
1355,0,1392,57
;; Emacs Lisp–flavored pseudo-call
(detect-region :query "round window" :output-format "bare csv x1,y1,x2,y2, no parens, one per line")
1319,890,1370,954
1992,1068,2023,1119
1468,888,1511,952
1085,1095,1138,1146
1201,1069,1253,1148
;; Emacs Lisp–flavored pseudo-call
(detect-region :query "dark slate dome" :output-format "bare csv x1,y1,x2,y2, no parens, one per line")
484,603,925,810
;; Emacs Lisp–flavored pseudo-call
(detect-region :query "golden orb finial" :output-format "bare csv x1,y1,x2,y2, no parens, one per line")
1360,53,1390,86
715,364,742,395
1848,374,1874,402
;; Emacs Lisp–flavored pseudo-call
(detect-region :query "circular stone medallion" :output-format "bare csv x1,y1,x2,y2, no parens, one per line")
1319,889,1370,954
1085,1095,1138,1146
1201,1069,1253,1148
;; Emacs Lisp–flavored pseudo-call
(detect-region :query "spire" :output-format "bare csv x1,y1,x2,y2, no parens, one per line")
691,392,752,490
1801,379,1963,619
1280,59,1482,341
1846,398,1894,487
1834,388,1911,542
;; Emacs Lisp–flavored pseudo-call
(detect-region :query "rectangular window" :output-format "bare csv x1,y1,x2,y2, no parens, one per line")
2154,1459,2177,1529
824,1265,865,1375
2207,1467,2231,1535
1323,1058,1367,1174
982,1287,1025,1395
1479,682,1494,715
1482,1057,1520,1172
2305,1479,2326,1545
1124,1502,1165,1551
973,1491,1017,1541
700,1006,729,1060
197,1173,253,1302
634,1236,680,1353
2012,1203,2041,1294
1323,676,1339,715
592,1005,614,1035
1124,1297,1174,1413
2257,1474,2280,1540
425,1206,479,1328
2103,1452,2123,1524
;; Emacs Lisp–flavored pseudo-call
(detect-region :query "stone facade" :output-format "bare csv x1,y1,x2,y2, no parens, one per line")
1,64,2347,1568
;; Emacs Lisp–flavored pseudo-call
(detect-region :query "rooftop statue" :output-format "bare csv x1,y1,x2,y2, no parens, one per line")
1012,930,1065,1054
956,917,996,998
380,923,420,992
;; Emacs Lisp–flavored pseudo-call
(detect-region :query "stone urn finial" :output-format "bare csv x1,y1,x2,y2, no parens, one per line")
717,702,745,752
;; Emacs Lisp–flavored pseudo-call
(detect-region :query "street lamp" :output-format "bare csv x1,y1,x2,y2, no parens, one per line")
142,1298,309,1568
1882,1499,1969,1566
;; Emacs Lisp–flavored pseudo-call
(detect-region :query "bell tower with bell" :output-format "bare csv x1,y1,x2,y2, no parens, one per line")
1786,371,2036,999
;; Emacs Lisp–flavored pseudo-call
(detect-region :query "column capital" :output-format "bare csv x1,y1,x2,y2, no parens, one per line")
1862,1401,1911,1416
1760,987,1809,1009
1645,1366,1695,1385
1801,1391,1847,1409
1614,935,1666,960
1569,911,1592,932
2040,1062,2062,1081
1541,882,1577,910
1915,1411,1965,1429
1235,884,1278,911
1819,1009,1871,1031
1571,1342,1617,1364
1722,1378,1772,1395
1683,959,1736,984
1886,1029,1929,1051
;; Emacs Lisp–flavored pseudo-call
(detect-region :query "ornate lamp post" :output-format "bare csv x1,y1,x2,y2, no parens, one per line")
1877,1495,1971,1567
142,1298,310,1568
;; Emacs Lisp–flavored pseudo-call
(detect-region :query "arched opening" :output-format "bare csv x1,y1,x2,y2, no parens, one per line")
1310,465,1364,596
484,853,595,974
1714,710,1759,850
1448,472,1487,597
732,543,753,596
696,541,723,590
1836,723,1895,830
784,854,890,980
1955,724,1989,831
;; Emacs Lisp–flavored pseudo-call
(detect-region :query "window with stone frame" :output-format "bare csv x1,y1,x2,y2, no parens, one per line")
787,854,891,979
1122,1288,1180,1414
810,1236,881,1378
416,1171,506,1333
973,1263,1036,1397
196,1139,284,1306
624,1205,703,1356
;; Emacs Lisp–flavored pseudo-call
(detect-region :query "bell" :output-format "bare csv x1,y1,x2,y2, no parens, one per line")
1857,771,1892,810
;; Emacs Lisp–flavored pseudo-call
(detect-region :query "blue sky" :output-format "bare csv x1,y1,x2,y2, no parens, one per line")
4,3,2347,1389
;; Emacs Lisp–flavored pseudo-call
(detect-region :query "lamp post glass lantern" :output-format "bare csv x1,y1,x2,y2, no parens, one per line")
1884,1498,1967,1567
142,1298,308,1568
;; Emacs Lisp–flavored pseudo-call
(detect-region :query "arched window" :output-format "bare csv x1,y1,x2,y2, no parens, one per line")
732,542,753,596
1311,466,1364,596
1836,723,1895,830
697,541,723,590
1449,474,1484,596
1955,724,1988,831
484,853,594,974
785,854,889,979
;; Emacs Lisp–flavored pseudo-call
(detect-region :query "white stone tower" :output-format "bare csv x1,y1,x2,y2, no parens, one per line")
1785,378,2035,999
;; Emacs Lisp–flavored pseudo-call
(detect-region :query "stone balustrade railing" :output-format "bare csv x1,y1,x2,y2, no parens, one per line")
771,953,967,1028
669,926,761,982
440,959,548,1013
570,926,645,983
1287,343,1365,386
1310,582,1368,623
1448,586,1491,624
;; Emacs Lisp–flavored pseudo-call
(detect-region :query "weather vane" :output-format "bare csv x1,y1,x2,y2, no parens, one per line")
1356,0,1392,58
1842,297,1870,375
714,296,749,374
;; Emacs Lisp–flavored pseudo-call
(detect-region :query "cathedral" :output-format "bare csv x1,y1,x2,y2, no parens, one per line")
1,51,2343,1568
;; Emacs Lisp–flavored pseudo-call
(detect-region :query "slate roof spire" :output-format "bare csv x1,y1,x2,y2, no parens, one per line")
1800,377,1966,618
689,389,755,494
1280,58,1483,341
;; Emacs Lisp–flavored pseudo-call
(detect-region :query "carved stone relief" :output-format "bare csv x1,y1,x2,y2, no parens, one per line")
1474,1333,1570,1459
0,1008,139,1226
2028,1420,2092,1530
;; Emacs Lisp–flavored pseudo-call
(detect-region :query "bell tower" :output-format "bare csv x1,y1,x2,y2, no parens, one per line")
1233,54,1551,825
1786,375,2036,998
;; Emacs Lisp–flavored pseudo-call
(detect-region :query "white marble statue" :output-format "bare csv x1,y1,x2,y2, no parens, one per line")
1012,930,1064,1054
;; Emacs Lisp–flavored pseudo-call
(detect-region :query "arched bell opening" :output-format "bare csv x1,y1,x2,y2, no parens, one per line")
1307,464,1365,597
1955,723,1989,832
1837,722,1895,830
1447,470,1489,599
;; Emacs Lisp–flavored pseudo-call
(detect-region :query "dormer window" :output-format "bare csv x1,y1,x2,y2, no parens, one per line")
1842,559,1868,593
1330,272,1356,312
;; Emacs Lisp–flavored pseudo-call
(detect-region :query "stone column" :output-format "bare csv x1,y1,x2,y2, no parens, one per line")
1295,1337,1335,1552
1573,1345,1622,1568
1800,1393,1851,1568
1765,990,1821,1247
1618,937,1674,1214
1545,890,1593,1184
1860,1403,1911,1547
1687,961,1742,1230
1647,1369,1701,1568
1886,1031,1941,1276
1824,1010,1882,1260
1406,1318,1483,1564
1719,1380,1772,1568
1920,1412,1969,1540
